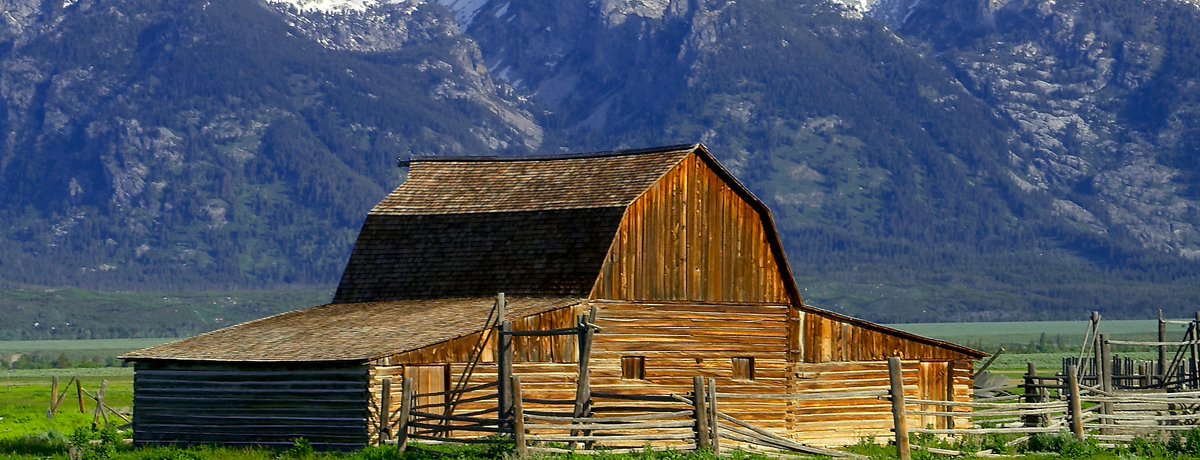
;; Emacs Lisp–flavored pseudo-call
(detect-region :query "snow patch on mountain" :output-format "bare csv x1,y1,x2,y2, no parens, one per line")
827,0,922,28
434,0,489,29
264,0,412,13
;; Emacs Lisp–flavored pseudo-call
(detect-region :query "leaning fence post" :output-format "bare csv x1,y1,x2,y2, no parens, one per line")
92,380,106,428
1067,364,1084,440
888,357,911,460
708,377,720,456
397,376,413,453
379,378,392,445
693,376,710,450
511,375,527,459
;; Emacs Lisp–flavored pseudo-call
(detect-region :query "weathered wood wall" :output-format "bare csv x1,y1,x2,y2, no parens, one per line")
592,153,791,304
783,360,974,447
588,300,791,432
796,311,972,362
132,361,370,449
368,305,587,441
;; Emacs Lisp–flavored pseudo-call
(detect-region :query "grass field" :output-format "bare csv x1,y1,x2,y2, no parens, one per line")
0,375,132,439
886,319,1182,351
0,339,173,354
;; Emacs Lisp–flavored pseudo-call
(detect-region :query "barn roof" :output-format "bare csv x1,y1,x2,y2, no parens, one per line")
121,297,584,362
332,144,697,304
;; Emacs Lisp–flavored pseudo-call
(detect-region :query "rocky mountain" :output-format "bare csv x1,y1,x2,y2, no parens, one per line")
0,0,536,288
2,0,1199,324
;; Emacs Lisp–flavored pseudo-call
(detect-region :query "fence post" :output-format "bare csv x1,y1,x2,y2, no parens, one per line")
693,376,710,450
499,320,513,429
1099,334,1113,435
397,377,413,453
379,378,392,445
92,380,106,428
77,378,86,414
1159,310,1167,387
1067,364,1084,441
48,376,58,419
888,357,910,460
1023,363,1042,427
1194,313,1200,390
570,312,594,450
708,377,720,456
511,375,527,459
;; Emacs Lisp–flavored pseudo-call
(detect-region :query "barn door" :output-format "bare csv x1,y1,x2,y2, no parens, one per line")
405,364,450,416
918,362,950,429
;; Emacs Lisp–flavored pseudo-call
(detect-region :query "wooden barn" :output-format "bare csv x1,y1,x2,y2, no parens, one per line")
122,143,984,450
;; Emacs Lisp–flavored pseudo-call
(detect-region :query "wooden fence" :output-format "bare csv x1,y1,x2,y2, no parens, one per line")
46,376,130,428
375,373,864,457
886,357,1200,460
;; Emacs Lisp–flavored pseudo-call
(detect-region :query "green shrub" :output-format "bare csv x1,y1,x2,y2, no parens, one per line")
0,429,71,455
1026,431,1098,459
284,438,316,459
137,446,210,460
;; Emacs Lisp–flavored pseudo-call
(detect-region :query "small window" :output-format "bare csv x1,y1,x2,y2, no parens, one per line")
732,357,755,381
621,356,645,380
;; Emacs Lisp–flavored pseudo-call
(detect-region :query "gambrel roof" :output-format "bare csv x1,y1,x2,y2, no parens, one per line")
332,144,698,303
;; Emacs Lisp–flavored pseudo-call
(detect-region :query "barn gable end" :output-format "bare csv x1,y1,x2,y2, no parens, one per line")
593,149,792,304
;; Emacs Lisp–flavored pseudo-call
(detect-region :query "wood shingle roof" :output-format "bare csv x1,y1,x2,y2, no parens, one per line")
121,297,584,362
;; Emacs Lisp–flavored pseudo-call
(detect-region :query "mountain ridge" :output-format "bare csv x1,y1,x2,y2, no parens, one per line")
1,0,1199,325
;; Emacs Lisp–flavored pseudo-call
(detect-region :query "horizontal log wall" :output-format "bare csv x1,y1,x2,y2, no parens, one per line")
132,360,370,450
786,361,915,447
592,153,791,304
589,300,790,432
369,305,586,440
782,360,973,447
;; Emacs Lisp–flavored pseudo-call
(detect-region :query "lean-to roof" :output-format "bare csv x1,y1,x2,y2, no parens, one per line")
121,297,584,362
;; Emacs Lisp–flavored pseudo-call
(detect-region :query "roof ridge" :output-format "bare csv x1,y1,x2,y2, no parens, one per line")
400,143,700,166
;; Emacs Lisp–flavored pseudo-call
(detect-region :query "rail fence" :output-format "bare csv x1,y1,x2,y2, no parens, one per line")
375,374,863,457
886,354,1200,460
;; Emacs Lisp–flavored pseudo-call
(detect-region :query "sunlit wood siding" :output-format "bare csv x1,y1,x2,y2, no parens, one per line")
588,300,791,432
132,361,370,450
786,361,915,447
795,311,971,362
368,304,587,441
592,153,792,304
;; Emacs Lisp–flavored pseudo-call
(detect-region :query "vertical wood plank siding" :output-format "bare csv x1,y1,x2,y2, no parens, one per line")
799,311,965,362
132,361,370,450
592,154,790,304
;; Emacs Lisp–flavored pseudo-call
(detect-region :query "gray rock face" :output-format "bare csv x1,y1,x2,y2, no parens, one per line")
267,0,543,149
901,0,1200,258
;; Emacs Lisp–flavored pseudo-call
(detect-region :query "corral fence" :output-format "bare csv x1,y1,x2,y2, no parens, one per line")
374,374,862,458
887,352,1200,459
1064,311,1200,390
